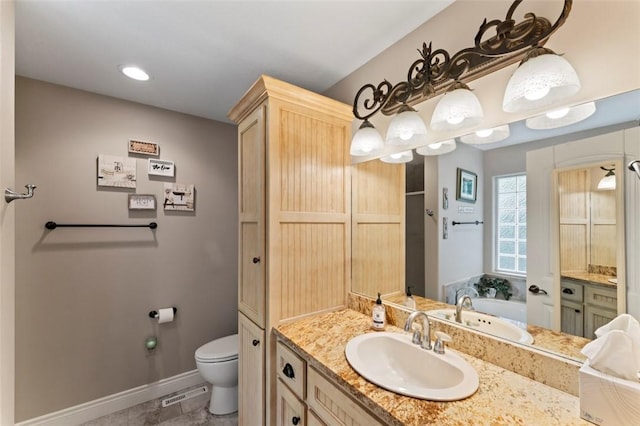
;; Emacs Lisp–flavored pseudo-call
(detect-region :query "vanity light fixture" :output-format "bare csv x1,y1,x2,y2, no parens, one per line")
380,150,413,164
386,104,428,146
416,139,456,156
430,82,484,132
349,0,574,160
525,101,596,130
120,65,150,81
459,124,510,145
502,46,581,113
597,166,616,191
350,120,385,156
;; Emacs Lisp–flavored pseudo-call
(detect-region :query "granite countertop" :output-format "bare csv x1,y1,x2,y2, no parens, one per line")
275,309,590,426
384,293,590,361
562,272,617,287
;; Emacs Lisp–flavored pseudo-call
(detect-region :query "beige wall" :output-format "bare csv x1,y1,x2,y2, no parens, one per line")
0,1,15,424
14,77,238,421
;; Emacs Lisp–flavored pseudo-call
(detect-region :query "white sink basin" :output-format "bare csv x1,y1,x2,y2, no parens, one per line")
345,332,479,401
427,309,534,345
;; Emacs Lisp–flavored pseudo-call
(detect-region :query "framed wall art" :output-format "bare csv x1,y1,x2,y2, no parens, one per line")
163,183,194,211
97,154,137,188
148,159,175,177
456,168,477,203
128,194,157,210
129,139,159,156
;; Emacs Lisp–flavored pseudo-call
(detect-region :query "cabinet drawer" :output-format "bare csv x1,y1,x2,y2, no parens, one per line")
277,341,306,399
560,279,583,303
277,379,306,426
585,285,617,310
307,367,383,426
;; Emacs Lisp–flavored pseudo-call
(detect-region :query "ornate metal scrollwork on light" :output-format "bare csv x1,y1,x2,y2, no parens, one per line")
352,0,573,121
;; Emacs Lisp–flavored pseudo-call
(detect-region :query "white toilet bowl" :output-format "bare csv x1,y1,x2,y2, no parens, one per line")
195,334,238,415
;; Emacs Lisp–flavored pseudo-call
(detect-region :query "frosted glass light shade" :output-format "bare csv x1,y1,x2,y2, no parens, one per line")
526,102,596,130
503,48,581,113
350,120,385,156
380,150,413,163
597,174,616,190
431,85,484,131
416,139,456,156
386,106,428,146
460,125,510,145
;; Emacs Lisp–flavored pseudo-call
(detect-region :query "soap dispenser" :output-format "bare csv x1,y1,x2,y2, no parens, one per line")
372,292,386,331
404,286,416,309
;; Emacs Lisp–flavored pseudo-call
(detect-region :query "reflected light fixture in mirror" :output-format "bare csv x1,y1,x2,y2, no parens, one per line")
416,139,456,156
525,101,596,130
597,166,616,190
386,104,428,146
430,82,484,131
380,149,413,164
503,46,581,113
459,124,510,145
350,119,385,156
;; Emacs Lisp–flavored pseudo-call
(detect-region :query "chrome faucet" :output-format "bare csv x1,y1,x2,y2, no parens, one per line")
404,311,432,350
455,295,474,323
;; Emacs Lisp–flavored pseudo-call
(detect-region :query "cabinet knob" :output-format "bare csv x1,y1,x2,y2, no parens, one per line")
282,363,295,379
292,416,300,425
562,288,574,295
252,257,260,264
252,339,260,346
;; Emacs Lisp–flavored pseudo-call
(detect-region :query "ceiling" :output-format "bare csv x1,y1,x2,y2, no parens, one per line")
15,0,454,123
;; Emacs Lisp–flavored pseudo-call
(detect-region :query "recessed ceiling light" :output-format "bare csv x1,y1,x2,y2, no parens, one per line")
120,65,150,81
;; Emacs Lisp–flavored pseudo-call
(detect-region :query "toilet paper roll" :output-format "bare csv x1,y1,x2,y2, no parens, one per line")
157,308,174,324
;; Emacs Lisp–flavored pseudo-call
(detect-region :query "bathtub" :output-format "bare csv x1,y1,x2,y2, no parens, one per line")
470,298,527,323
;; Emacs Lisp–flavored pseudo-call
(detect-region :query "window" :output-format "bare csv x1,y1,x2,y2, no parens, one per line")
495,174,526,275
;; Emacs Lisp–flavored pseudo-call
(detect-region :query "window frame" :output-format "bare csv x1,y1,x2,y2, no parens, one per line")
493,173,527,277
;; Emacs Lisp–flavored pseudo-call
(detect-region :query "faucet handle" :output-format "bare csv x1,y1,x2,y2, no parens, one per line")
433,331,452,354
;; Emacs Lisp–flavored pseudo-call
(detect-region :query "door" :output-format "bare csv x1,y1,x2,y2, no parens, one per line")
238,313,265,426
525,147,557,329
0,2,16,423
238,106,266,327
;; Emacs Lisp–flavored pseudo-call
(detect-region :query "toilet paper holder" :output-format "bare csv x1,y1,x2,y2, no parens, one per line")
149,307,177,319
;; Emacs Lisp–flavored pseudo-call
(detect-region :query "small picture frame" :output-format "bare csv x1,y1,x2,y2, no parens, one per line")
129,139,159,156
97,154,136,188
456,168,477,203
128,194,157,210
163,183,195,211
148,159,175,177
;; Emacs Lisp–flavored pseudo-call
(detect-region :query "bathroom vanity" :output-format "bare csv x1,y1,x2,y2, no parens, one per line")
274,309,590,425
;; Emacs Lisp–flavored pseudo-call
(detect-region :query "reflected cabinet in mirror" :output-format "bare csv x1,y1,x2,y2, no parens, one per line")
554,160,625,339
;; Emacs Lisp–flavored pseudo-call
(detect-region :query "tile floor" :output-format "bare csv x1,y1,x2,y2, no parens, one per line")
81,383,238,426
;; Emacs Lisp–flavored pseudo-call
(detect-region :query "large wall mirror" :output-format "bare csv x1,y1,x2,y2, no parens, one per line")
350,89,640,363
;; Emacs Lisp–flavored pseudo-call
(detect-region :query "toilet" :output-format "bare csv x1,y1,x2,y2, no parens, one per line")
195,334,238,415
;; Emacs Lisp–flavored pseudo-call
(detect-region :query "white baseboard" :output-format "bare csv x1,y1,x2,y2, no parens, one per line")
16,369,203,426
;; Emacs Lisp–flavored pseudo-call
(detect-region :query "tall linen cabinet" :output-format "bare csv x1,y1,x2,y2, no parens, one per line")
228,75,353,425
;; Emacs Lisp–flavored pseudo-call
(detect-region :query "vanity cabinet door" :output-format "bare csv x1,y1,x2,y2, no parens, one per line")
307,367,384,426
584,305,617,339
307,410,327,426
276,379,306,426
239,313,265,426
560,300,584,337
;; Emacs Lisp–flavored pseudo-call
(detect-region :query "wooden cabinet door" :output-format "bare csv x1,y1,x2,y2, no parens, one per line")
238,105,266,327
560,300,584,337
239,313,265,426
584,305,617,339
276,379,306,426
